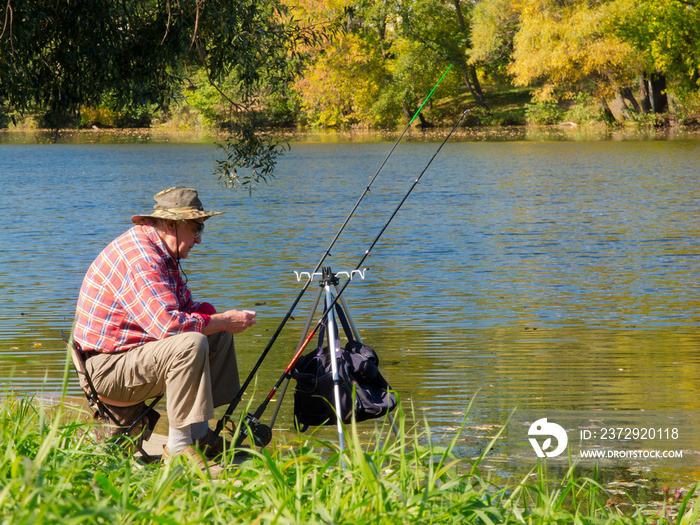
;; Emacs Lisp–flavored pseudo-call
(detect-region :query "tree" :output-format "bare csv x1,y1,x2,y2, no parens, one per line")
292,0,482,129
370,36,458,128
507,0,643,119
0,0,325,188
469,0,521,81
612,0,700,114
366,0,466,125
293,32,388,127
395,0,487,109
474,0,700,120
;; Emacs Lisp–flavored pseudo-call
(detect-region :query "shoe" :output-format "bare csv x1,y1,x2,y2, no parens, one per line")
162,444,223,477
196,429,252,461
195,429,229,460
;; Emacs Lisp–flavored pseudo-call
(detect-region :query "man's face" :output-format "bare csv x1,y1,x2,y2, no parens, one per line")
162,219,204,259
177,219,204,259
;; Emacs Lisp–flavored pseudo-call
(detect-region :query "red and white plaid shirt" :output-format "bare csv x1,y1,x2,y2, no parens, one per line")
74,225,206,353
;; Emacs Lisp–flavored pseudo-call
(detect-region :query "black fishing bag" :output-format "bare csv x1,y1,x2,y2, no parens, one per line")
292,305,397,430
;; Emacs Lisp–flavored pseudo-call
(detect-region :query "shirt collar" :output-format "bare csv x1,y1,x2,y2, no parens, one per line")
138,225,177,265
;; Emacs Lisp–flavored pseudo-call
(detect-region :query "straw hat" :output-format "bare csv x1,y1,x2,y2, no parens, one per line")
131,187,223,224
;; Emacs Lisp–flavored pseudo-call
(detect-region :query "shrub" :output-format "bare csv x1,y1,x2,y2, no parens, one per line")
564,93,605,124
525,101,565,125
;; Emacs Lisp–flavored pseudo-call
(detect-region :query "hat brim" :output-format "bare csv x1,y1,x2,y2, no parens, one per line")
131,209,223,224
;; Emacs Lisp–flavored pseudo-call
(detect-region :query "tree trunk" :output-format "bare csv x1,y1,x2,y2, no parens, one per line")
404,104,432,128
648,73,668,113
600,98,617,124
453,0,466,29
457,57,488,109
469,64,485,101
639,76,652,113
416,111,431,128
453,0,488,109
616,91,633,120
620,87,641,114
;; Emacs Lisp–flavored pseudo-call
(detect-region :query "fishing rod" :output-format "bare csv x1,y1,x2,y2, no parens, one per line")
231,107,470,448
212,65,454,441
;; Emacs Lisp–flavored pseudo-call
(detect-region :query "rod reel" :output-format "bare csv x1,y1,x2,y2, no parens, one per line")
232,413,273,448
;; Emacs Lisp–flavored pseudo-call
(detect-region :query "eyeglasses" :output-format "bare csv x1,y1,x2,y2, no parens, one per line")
189,220,205,240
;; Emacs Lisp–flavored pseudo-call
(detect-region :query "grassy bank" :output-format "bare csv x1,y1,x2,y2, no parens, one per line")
1,394,698,524
5,79,699,134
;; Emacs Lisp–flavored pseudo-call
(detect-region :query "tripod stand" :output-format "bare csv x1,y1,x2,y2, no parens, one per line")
268,267,398,456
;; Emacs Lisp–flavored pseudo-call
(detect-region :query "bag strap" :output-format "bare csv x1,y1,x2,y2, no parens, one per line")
334,301,355,343
322,295,345,344
316,318,327,351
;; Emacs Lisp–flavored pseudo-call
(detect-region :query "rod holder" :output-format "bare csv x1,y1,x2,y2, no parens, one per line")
293,268,367,283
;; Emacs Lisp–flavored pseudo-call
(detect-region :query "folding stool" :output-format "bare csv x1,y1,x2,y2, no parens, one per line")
61,331,162,463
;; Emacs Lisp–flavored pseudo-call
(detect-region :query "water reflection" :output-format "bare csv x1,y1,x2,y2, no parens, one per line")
1,134,700,491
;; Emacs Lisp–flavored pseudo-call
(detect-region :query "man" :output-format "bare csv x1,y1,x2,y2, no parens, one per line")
73,186,256,470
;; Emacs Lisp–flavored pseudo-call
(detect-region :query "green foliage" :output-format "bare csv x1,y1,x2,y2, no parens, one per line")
369,39,458,128
669,86,700,127
0,0,311,180
0,0,300,120
394,0,468,62
291,0,472,129
2,0,700,138
495,0,700,123
181,69,225,128
289,0,700,128
214,120,290,192
564,93,605,125
469,0,520,79
1,0,176,127
525,101,565,125
79,94,160,129
613,0,700,89
510,0,643,102
384,0,477,121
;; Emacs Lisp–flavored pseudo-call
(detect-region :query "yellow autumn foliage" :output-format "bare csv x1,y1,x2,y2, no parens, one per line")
294,33,387,127
509,0,643,101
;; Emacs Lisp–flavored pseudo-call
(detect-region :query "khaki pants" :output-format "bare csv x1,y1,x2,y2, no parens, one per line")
86,332,239,428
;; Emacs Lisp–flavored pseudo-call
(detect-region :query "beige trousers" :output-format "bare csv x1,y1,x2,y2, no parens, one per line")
86,331,240,428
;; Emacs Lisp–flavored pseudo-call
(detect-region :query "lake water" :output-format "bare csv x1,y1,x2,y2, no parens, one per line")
1,129,699,497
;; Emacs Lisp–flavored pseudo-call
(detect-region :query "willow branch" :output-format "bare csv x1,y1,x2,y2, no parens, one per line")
190,0,203,49
193,34,245,113
161,0,172,45
1,0,13,50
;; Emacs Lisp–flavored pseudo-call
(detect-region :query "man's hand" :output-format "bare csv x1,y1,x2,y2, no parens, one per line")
203,309,257,335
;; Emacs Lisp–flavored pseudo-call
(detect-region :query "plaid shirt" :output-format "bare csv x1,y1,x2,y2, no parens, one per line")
74,225,206,353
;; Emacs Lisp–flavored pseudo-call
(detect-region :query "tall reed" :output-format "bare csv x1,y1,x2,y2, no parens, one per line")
0,393,696,524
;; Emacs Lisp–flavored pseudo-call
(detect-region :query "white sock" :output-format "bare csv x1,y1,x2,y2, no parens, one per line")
190,421,210,442
167,425,193,453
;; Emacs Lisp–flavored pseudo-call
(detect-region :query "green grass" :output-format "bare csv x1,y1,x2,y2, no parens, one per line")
1,392,698,525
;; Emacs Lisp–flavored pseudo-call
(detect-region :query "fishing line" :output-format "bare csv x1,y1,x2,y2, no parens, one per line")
212,65,454,439
225,107,470,446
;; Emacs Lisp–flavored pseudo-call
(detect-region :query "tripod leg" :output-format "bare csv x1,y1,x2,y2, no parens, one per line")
336,284,399,439
324,284,346,465
335,289,362,342
268,376,291,432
